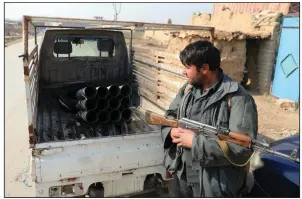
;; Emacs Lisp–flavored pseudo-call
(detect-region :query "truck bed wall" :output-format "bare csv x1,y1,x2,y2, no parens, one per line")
39,29,131,85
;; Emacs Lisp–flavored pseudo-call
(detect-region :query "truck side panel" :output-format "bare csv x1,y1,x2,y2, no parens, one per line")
24,44,39,147
34,133,164,182
34,165,166,197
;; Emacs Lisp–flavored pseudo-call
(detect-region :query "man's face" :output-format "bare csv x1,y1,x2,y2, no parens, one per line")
182,64,207,86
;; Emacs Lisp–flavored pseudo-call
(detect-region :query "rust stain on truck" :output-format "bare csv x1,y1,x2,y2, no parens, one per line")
28,124,36,146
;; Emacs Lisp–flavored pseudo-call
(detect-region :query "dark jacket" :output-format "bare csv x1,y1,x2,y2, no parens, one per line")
161,72,258,197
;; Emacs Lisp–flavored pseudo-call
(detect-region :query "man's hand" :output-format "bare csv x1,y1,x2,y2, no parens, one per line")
170,128,181,140
172,128,195,148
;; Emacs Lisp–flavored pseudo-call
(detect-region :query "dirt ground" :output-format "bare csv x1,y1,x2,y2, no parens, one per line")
251,92,299,141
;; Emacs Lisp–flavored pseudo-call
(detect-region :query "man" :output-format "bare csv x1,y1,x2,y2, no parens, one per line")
161,40,258,197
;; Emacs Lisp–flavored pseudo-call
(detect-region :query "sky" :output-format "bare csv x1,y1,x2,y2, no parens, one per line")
4,2,213,25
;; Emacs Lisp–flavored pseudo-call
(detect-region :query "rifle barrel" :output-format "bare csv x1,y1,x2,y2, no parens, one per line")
253,145,300,163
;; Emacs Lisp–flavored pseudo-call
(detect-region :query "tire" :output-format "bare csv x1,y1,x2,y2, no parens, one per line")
143,174,170,197
88,183,104,198
144,175,158,190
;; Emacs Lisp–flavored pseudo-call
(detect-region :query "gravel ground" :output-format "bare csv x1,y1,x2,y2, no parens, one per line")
251,92,299,141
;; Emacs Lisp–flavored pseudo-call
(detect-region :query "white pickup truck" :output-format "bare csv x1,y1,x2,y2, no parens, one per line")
20,15,300,198
20,16,190,197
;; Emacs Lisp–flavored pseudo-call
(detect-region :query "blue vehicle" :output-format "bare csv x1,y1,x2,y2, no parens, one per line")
248,134,300,197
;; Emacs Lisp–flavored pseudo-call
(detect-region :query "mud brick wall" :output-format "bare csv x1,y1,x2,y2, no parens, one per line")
216,40,246,83
144,29,171,46
257,38,279,93
256,21,282,93
166,36,246,83
189,9,283,93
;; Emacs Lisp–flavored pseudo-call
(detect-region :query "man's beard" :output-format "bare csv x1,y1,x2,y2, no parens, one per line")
189,77,203,87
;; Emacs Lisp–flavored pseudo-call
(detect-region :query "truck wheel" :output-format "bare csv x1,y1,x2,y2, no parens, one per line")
144,174,170,197
144,175,157,190
88,183,104,198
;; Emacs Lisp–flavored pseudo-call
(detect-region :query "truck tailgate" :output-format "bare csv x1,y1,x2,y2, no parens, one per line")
34,132,164,182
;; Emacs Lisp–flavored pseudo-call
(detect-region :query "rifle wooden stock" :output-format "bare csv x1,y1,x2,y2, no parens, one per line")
145,110,251,148
145,110,299,163
218,134,250,148
228,132,251,147
145,110,178,128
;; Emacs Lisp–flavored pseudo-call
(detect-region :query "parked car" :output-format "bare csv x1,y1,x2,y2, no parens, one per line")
248,134,300,197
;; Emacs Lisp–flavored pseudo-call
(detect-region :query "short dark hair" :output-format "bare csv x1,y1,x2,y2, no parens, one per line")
179,40,221,71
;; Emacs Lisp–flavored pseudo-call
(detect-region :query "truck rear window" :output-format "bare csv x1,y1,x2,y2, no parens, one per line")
53,36,115,58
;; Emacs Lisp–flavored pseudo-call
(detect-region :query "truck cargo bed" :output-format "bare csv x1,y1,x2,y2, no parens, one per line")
36,86,155,144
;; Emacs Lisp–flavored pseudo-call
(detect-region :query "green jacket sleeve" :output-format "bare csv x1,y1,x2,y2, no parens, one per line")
161,82,188,149
191,93,258,167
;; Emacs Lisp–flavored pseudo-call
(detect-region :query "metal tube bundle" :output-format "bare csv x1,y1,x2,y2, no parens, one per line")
121,108,132,122
109,97,121,110
75,84,133,124
120,96,132,122
109,110,122,123
76,86,97,100
104,85,132,123
75,86,98,123
77,110,98,123
97,99,109,112
121,97,132,108
108,85,120,98
120,85,132,97
76,99,98,111
97,86,109,99
98,110,110,123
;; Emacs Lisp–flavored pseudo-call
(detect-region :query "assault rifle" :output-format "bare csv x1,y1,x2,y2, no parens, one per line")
145,110,299,163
